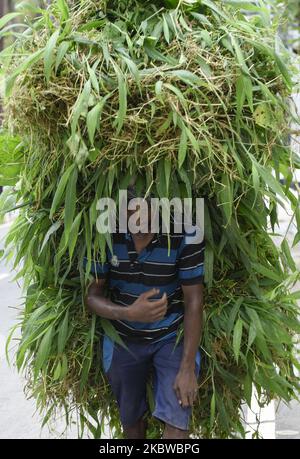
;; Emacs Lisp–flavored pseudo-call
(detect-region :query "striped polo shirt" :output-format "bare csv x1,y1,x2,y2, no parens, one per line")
87,223,205,342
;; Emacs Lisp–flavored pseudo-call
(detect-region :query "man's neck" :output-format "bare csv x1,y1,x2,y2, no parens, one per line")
131,232,155,255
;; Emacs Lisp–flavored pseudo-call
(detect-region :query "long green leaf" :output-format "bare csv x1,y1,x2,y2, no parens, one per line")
44,29,60,83
64,167,78,238
50,164,74,218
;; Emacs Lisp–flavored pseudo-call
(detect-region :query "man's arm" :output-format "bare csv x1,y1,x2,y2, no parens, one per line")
85,279,168,323
173,283,204,408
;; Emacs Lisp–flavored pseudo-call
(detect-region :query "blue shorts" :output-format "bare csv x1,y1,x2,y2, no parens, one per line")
102,334,201,430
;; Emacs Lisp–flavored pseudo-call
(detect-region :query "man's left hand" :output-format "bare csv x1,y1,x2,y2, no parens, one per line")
173,368,198,408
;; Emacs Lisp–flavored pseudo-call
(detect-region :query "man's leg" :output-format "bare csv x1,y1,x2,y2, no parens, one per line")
103,337,151,439
152,337,201,439
163,423,189,439
123,417,148,439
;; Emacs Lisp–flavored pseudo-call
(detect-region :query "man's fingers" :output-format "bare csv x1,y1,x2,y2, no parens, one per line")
143,288,160,299
150,304,167,317
149,292,168,307
150,301,167,312
173,383,185,407
173,384,181,403
181,393,189,408
187,391,195,407
150,305,168,320
151,312,167,322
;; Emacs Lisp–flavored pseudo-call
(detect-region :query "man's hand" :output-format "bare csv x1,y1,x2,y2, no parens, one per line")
127,289,168,323
173,368,198,408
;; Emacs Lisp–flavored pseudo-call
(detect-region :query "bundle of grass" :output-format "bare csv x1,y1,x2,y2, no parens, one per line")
1,0,300,438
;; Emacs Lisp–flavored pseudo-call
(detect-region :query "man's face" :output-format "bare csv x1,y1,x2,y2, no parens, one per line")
127,200,152,237
127,198,157,238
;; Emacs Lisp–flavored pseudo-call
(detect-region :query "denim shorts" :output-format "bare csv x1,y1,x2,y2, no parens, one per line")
102,334,201,430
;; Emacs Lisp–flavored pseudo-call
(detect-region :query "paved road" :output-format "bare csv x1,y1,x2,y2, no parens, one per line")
0,208,299,439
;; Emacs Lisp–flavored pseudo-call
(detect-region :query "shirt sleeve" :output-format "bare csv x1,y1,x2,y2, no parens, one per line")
178,229,205,286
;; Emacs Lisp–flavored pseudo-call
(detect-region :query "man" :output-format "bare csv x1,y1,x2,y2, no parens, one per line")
85,190,205,439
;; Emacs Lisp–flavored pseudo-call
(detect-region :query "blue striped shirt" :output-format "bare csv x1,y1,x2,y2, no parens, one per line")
86,225,205,342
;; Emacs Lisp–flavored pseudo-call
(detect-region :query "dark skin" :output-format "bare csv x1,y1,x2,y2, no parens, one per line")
86,229,204,439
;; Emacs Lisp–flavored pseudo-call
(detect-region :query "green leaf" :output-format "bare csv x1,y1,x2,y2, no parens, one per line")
251,160,260,201
155,80,163,103
144,36,177,64
177,167,192,198
53,361,61,381
230,35,249,75
87,102,103,145
64,167,78,238
122,55,140,86
185,126,200,153
68,211,82,259
247,323,257,350
41,405,55,427
227,297,244,336
244,373,252,406
275,52,292,91
281,239,297,272
164,158,171,195
243,75,253,112
236,73,245,116
178,126,187,168
210,392,216,429
202,0,229,21
50,164,74,218
44,29,60,83
254,162,286,199
55,41,70,73
57,310,69,354
87,61,100,93
156,159,167,198
253,103,272,128
219,173,233,223
233,318,243,362
164,83,187,108
34,326,54,376
190,12,212,27
71,80,92,135
251,262,282,283
112,62,127,135
162,14,170,43
39,221,62,255
57,0,69,21
0,12,23,30
246,307,265,336
236,73,253,116
100,319,127,348
60,353,68,378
